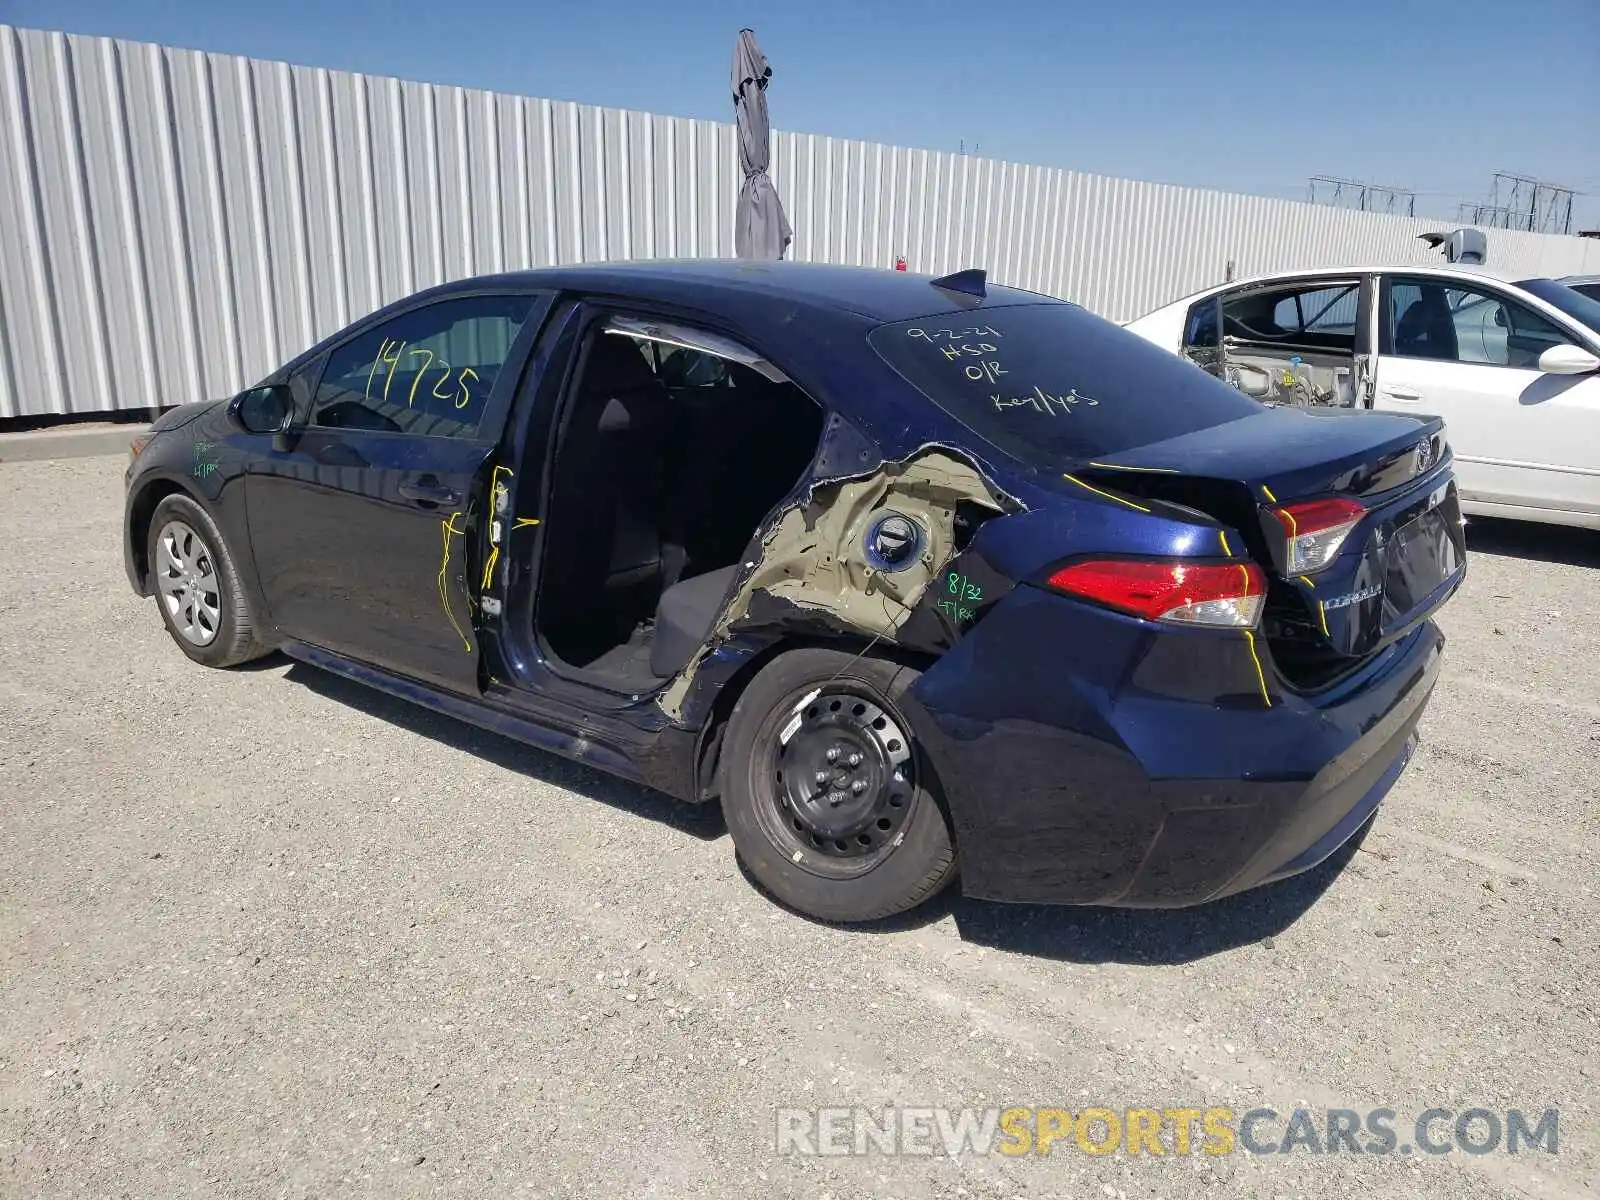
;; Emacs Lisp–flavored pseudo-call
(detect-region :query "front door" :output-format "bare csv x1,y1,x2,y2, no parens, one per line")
1373,275,1600,513
244,290,548,694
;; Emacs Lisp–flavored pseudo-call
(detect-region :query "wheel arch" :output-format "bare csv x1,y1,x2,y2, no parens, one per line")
127,475,206,594
690,633,940,806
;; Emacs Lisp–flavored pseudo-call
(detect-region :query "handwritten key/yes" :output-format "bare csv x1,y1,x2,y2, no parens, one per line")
992,386,1098,416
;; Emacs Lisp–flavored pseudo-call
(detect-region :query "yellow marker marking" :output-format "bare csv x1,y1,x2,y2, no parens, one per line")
1085,461,1179,474
431,361,456,402
1218,530,1232,556
1278,506,1298,538
1062,473,1151,514
366,337,390,402
477,466,522,594
1298,575,1314,587
406,347,435,407
513,517,541,529
1242,627,1272,708
437,512,472,652
380,339,405,407
455,366,480,410
1318,600,1330,638
1261,484,1278,504
489,463,514,513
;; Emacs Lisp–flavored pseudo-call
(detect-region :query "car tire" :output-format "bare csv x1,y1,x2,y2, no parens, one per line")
719,647,957,923
146,493,268,668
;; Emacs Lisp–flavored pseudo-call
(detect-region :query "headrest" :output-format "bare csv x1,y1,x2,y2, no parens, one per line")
581,335,660,395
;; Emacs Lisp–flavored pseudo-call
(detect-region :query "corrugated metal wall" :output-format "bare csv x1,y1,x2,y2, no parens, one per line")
4,23,1599,420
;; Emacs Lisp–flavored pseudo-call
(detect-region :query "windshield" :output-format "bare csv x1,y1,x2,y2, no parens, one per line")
867,302,1260,467
1514,278,1600,336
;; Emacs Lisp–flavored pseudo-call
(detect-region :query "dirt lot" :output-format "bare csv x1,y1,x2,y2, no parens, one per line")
1,454,1596,1199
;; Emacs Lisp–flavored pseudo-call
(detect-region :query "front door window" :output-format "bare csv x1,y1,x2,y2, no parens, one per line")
1384,279,1566,369
311,295,537,436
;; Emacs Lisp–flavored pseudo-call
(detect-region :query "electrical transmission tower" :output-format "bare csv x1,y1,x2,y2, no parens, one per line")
1456,202,1518,227
1308,176,1416,216
1468,173,1575,234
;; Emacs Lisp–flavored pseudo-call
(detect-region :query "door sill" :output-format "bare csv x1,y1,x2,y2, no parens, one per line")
279,639,649,782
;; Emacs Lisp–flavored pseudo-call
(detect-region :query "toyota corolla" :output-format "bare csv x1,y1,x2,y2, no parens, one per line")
123,261,1465,922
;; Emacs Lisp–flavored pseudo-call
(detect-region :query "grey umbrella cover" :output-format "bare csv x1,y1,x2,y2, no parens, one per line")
731,29,793,260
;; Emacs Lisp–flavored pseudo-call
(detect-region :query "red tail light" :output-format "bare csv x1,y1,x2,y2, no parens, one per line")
1046,559,1266,628
1270,496,1366,574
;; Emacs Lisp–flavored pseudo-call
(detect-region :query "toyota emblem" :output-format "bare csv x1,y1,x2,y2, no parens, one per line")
1414,439,1434,475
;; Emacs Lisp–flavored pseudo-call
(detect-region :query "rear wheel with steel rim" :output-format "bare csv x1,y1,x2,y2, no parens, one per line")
720,648,956,922
758,689,917,877
145,492,267,668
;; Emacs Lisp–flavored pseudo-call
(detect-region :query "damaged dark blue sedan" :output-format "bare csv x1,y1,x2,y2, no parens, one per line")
123,261,1465,922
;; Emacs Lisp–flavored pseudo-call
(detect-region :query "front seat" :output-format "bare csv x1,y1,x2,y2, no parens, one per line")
1394,291,1459,360
580,337,670,592
543,336,670,655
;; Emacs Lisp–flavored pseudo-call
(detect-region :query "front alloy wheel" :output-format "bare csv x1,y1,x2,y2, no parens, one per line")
143,491,267,668
154,519,222,646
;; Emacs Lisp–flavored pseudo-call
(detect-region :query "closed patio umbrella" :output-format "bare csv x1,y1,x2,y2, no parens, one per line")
731,28,792,260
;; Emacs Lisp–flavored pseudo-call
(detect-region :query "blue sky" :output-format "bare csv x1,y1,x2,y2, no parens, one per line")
12,0,1600,226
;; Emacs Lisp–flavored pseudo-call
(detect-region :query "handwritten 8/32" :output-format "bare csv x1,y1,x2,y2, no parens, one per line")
906,326,1098,417
366,338,480,411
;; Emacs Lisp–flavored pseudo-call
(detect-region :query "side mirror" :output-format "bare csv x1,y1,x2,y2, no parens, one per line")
228,384,293,434
1537,344,1600,376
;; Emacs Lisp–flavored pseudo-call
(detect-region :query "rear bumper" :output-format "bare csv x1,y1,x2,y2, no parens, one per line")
904,585,1444,907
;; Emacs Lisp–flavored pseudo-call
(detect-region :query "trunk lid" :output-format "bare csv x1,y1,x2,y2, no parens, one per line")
1076,406,1465,689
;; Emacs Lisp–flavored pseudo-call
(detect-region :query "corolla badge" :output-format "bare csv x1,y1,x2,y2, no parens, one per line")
1323,582,1384,610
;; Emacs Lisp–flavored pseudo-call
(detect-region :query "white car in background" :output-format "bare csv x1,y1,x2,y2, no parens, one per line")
1124,264,1600,530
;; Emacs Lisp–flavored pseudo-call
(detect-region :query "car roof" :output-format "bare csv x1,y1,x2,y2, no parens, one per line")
1141,261,1533,317
1221,261,1521,290
426,259,1061,326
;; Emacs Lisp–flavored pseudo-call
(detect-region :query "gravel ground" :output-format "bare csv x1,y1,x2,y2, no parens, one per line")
1,454,1595,1200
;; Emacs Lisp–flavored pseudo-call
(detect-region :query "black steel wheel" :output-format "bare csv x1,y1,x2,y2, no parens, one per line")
757,688,917,877
720,648,956,922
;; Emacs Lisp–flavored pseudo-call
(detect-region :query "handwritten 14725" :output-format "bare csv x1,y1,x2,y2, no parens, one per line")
367,338,480,411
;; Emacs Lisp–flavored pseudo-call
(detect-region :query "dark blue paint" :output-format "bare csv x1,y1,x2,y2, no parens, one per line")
124,261,1464,909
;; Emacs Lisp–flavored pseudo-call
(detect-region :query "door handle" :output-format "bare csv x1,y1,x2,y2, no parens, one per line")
1381,387,1422,402
398,477,462,507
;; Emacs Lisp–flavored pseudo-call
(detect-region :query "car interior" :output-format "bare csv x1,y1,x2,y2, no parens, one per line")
1392,287,1460,360
535,322,826,691
1188,282,1361,407
1390,282,1566,369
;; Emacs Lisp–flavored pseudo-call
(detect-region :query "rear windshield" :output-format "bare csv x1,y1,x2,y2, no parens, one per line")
867,302,1259,466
